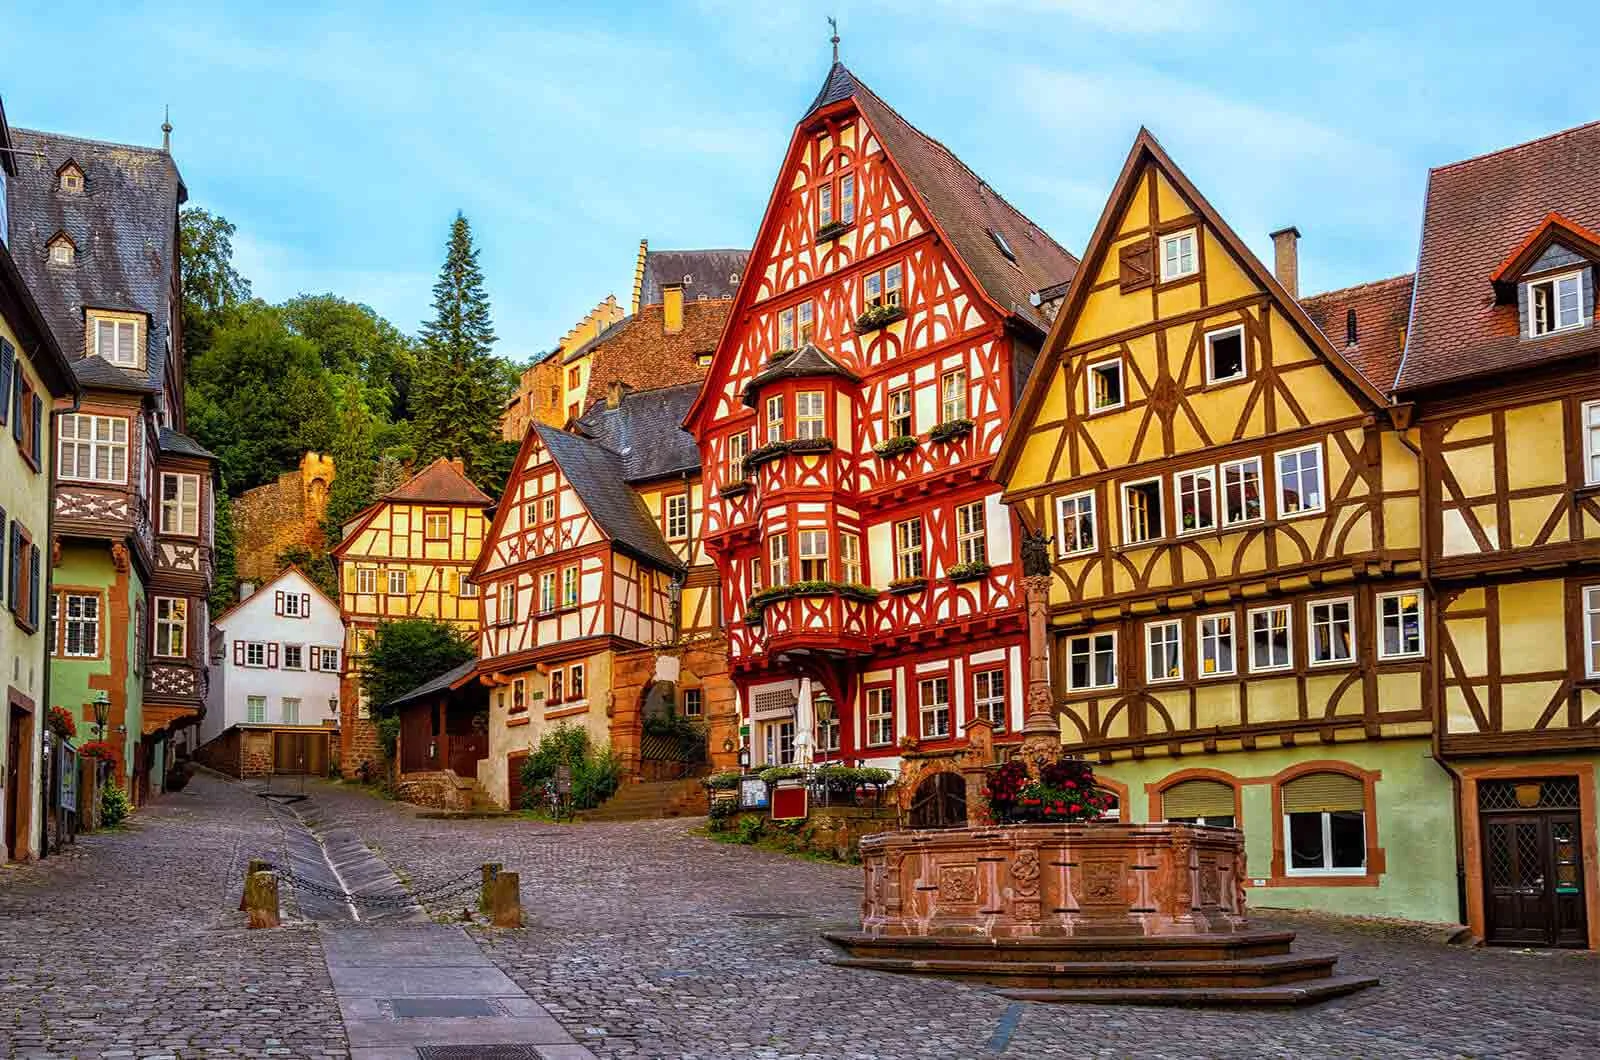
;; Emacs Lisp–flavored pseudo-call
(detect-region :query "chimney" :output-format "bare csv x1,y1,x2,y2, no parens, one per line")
238,581,256,602
607,381,630,409
448,457,466,475
1269,226,1300,298
662,284,684,334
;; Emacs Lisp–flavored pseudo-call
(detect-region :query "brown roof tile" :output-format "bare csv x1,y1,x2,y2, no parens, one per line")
577,299,724,412
383,457,493,506
1301,274,1415,392
1398,120,1600,392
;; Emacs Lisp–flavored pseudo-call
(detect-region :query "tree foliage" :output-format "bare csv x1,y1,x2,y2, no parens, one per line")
179,207,252,355
276,544,337,600
358,619,476,716
209,483,239,615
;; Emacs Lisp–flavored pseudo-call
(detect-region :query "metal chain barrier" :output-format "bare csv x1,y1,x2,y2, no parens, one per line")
266,864,483,909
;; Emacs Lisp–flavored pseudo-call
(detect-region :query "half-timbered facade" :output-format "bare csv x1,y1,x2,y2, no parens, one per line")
330,457,490,775
7,122,215,804
685,62,1077,771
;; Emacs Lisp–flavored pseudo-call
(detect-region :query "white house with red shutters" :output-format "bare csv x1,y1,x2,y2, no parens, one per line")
200,565,344,745
683,61,1078,770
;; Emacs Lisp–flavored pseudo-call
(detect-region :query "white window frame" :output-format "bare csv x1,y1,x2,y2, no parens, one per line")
243,641,267,668
1203,324,1247,384
1086,357,1125,414
159,473,200,536
458,573,476,597
1308,596,1356,668
57,414,128,484
665,494,689,541
893,518,924,580
887,387,913,438
1582,400,1600,486
940,368,967,423
1066,631,1118,692
93,315,140,367
1145,620,1182,684
1120,477,1165,545
956,501,986,566
1283,808,1368,877
570,662,586,701
778,307,796,351
1247,604,1293,673
1197,612,1236,678
798,301,814,343
1526,270,1585,337
1584,586,1600,680
316,646,340,672
1159,228,1198,282
865,686,894,747
62,592,100,657
561,565,579,608
795,390,826,440
153,596,187,658
281,591,304,618
1274,443,1326,519
1221,456,1265,528
539,571,557,614
356,567,377,595
973,669,1006,731
1175,465,1216,535
840,531,862,585
817,180,834,228
386,569,408,596
797,529,829,581
281,697,301,725
1057,490,1097,556
918,676,951,739
498,581,516,623
765,394,785,444
246,695,266,724
727,429,751,481
1376,590,1425,661
767,533,790,588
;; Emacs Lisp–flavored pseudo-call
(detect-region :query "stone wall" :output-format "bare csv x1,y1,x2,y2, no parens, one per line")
234,452,335,583
396,770,474,811
339,671,382,780
193,726,275,779
611,634,738,783
722,804,899,861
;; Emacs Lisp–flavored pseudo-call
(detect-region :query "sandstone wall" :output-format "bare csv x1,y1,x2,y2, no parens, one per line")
234,452,335,583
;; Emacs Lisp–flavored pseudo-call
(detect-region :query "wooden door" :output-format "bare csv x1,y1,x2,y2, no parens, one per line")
273,732,311,775
4,709,22,860
398,707,435,774
446,733,487,778
1483,812,1589,948
909,772,967,829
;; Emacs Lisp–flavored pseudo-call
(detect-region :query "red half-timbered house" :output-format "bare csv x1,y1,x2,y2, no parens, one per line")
685,62,1077,769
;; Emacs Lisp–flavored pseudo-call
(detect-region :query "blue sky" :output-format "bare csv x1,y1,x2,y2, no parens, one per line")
5,2,1592,358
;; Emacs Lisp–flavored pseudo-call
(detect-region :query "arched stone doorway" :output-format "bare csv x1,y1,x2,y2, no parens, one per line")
909,772,967,829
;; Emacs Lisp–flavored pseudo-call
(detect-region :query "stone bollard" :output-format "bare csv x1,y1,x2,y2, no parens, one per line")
239,859,273,911
244,870,281,929
489,871,522,928
479,862,502,915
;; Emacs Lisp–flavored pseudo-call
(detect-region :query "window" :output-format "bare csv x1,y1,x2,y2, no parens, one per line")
779,307,796,350
1198,612,1236,677
1160,228,1197,281
387,569,407,596
247,696,266,724
1087,358,1124,413
798,301,815,343
158,473,200,535
665,494,689,540
956,501,986,566
767,533,790,587
356,567,377,595
543,495,557,523
1527,271,1584,336
919,676,950,739
1583,401,1599,486
1121,478,1164,544
1221,457,1264,526
1175,466,1215,534
682,687,702,718
282,698,301,725
1586,586,1600,679
888,388,913,438
1308,597,1355,666
1162,779,1236,828
62,593,100,657
93,315,140,367
764,720,797,766
839,173,855,224
424,512,450,539
58,414,127,483
562,566,579,608
60,166,83,193
727,430,750,481
279,591,304,618
1205,325,1246,384
498,581,516,623
1283,772,1367,875
990,228,1017,263
974,670,1006,731
316,646,340,672
840,532,862,585
567,366,581,389
1248,605,1293,672
866,686,894,746
550,668,564,704
817,180,833,228
244,641,267,668
154,597,187,657
894,518,924,580
865,262,903,308
1146,620,1182,683
747,556,762,596
512,678,526,712
797,529,828,581
458,573,476,597
796,391,825,440
1058,491,1097,556
940,369,967,422
1067,631,1117,691
539,571,557,614
282,644,304,670
766,394,785,443
1276,445,1324,517
49,239,73,265
1377,591,1424,660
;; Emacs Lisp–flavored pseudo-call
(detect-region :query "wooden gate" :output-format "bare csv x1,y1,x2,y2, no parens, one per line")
1480,778,1588,948
273,731,328,776
909,772,967,829
398,706,434,773
443,732,487,778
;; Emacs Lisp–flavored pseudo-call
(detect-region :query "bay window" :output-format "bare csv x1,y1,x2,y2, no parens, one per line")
58,414,128,483
796,390,826,440
154,597,187,657
160,473,200,535
797,530,828,581
840,532,862,585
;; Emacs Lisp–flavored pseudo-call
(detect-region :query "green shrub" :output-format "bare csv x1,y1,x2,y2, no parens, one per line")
375,716,401,761
704,771,743,791
758,765,806,785
735,814,765,845
518,724,622,811
99,782,132,829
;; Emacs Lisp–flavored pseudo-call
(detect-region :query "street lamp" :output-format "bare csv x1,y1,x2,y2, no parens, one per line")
91,691,110,740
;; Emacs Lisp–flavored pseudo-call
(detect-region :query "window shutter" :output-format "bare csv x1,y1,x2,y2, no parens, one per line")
1119,239,1154,292
6,524,19,612
234,640,245,666
30,393,41,460
28,545,40,627
1281,772,1365,814
274,590,284,615
267,643,280,668
0,339,11,426
1161,779,1235,819
10,373,21,442
300,592,311,617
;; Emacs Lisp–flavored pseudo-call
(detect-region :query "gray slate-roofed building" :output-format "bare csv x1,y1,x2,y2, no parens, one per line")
636,247,749,311
532,421,683,571
574,381,702,483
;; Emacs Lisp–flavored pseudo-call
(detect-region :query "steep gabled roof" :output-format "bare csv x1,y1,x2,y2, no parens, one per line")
638,248,749,308
995,128,1389,483
532,423,683,571
1399,120,1600,393
0,239,77,399
743,342,858,407
383,457,493,506
575,381,702,483
1301,274,1416,393
212,563,339,626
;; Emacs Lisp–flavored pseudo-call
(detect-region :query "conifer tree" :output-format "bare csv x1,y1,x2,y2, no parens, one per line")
412,212,506,480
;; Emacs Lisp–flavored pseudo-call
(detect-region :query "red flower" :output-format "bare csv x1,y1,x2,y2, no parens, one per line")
1064,780,1077,789
1070,803,1082,813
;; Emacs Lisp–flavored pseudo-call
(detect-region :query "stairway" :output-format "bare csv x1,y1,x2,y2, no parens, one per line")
822,930,1377,1006
580,778,708,822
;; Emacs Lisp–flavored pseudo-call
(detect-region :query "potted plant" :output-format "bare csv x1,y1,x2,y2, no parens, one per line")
873,435,917,459
787,436,835,456
887,577,926,595
47,705,77,741
946,560,991,583
927,418,975,444
816,218,853,243
855,302,906,333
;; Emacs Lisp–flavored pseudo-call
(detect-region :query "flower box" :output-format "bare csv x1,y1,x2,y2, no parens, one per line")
873,435,918,459
787,436,836,456
718,480,751,500
815,219,854,243
854,303,906,334
927,418,975,444
744,440,791,468
887,577,927,595
743,609,764,628
946,560,991,583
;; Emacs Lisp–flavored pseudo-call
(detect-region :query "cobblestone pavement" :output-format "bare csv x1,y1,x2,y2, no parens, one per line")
0,774,347,1058
304,781,1600,1060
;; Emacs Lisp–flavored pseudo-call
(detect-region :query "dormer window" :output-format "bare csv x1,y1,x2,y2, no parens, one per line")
58,163,84,194
90,312,142,368
48,235,75,266
682,273,693,285
1527,270,1585,337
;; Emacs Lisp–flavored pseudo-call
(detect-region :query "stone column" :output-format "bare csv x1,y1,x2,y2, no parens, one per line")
1019,573,1062,777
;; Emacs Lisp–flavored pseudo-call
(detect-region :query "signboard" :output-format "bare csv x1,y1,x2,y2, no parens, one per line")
57,744,77,806
771,783,808,822
738,776,769,810
554,764,573,795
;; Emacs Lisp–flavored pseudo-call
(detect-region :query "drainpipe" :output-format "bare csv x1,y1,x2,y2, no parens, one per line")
1433,754,1470,930
39,389,83,859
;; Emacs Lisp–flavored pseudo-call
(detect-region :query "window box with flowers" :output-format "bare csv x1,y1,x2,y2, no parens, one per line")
48,706,78,740
888,577,927,595
747,581,881,622
946,560,991,583
787,437,835,456
79,739,119,762
855,303,906,334
744,440,792,468
927,418,975,444
743,609,764,628
873,435,918,459
718,480,751,500
816,219,854,243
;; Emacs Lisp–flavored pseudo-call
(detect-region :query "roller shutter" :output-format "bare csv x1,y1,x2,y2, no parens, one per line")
1161,779,1234,819
1281,772,1365,813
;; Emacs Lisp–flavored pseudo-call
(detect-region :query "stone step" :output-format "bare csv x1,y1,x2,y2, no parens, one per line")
825,952,1341,990
578,780,707,822
822,930,1298,964
994,974,1380,1007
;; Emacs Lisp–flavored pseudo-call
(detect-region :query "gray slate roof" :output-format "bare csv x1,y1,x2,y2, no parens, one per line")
4,128,185,394
575,382,702,483
158,426,215,460
743,342,858,406
532,422,683,572
638,248,749,308
386,658,478,709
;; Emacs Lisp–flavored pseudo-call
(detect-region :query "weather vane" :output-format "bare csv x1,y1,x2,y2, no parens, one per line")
828,16,840,63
